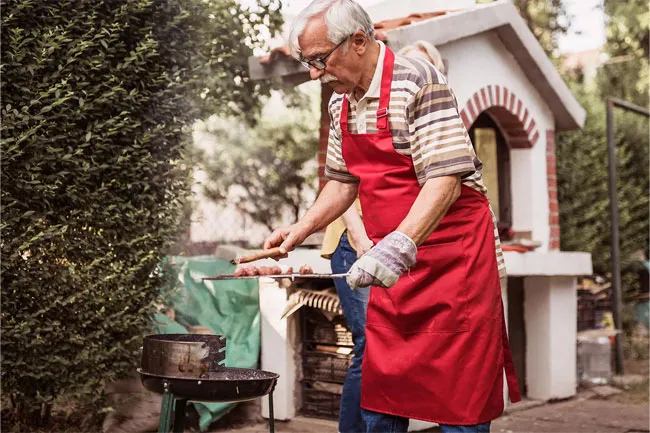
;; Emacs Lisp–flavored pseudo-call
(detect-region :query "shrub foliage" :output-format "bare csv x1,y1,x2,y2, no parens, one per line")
1,0,281,424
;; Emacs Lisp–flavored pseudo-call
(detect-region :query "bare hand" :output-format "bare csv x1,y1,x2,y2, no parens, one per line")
263,223,311,256
350,232,374,258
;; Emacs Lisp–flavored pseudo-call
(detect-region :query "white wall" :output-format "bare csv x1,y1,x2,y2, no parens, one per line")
524,276,578,400
438,32,555,251
260,279,298,420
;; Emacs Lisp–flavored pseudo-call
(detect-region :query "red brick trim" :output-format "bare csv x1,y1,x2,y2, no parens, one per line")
546,130,560,250
460,85,539,149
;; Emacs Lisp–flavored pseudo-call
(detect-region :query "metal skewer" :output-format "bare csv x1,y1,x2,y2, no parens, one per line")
202,273,350,281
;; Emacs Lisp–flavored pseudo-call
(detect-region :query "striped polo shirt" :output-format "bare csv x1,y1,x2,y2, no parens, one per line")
325,40,506,278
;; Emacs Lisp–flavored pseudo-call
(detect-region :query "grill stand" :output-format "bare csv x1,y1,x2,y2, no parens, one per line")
157,380,275,433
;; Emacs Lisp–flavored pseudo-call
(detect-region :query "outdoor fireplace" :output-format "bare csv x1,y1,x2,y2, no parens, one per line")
269,273,355,421
300,306,353,420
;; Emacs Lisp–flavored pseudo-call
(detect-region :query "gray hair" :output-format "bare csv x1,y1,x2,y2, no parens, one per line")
398,40,446,75
288,0,375,58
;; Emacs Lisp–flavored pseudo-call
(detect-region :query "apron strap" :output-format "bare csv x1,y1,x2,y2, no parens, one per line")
339,46,395,133
340,96,350,132
376,47,395,131
501,300,522,403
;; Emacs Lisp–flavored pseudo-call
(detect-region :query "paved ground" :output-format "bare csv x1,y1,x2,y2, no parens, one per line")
492,397,649,433
225,392,649,433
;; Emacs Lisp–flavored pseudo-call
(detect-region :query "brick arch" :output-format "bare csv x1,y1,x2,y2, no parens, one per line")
459,85,540,149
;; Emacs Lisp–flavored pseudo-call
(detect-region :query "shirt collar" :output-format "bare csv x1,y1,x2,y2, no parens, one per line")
347,40,385,105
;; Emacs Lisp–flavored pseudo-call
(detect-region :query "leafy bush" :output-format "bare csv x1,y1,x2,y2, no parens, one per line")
557,85,649,277
1,0,280,426
557,0,649,307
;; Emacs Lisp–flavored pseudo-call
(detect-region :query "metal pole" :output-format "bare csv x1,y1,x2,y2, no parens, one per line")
173,399,187,433
159,382,175,433
611,97,650,117
268,391,275,433
606,97,625,375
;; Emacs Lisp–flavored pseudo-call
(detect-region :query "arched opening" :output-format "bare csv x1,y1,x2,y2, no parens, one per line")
468,112,513,233
461,85,542,241
460,85,540,150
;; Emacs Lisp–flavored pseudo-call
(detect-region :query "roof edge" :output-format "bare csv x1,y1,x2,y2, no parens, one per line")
384,1,585,130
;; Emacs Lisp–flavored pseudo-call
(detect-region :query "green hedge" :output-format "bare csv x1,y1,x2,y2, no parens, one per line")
1,0,280,425
558,85,649,308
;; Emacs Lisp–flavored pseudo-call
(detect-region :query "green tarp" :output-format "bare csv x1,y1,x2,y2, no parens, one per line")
154,256,260,431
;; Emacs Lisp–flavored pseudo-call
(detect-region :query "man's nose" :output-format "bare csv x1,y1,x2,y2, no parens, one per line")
310,67,324,80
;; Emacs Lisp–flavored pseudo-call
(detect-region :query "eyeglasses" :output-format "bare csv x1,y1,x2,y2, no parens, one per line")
300,36,349,70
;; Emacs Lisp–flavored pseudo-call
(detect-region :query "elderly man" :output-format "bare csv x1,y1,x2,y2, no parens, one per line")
263,0,520,432
319,40,450,433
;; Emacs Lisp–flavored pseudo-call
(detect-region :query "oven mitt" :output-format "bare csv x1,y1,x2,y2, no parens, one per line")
347,231,417,289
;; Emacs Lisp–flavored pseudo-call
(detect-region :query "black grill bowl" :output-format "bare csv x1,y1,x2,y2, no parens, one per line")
137,367,279,402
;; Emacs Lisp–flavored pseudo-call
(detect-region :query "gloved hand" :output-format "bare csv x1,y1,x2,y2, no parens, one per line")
347,231,417,289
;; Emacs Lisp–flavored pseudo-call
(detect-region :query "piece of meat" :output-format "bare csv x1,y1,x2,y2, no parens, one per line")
285,266,294,274
299,265,313,275
270,266,283,275
243,266,259,277
258,266,273,276
233,267,247,277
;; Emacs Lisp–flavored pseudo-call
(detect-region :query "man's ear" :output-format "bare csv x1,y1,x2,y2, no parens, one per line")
351,30,368,55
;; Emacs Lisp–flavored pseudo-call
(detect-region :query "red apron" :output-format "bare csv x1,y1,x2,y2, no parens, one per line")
340,47,521,425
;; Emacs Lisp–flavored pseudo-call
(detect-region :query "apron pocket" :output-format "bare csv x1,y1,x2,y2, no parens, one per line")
384,241,470,333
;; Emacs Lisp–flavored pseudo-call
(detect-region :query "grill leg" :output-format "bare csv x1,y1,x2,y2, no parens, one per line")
268,391,275,433
173,399,187,433
159,382,174,433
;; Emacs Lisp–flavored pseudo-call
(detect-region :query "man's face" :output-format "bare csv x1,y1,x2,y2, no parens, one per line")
298,17,365,94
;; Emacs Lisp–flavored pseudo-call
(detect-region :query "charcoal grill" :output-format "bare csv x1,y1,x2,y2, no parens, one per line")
138,334,279,433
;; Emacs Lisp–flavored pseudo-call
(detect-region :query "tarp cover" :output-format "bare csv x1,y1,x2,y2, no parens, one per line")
154,255,260,431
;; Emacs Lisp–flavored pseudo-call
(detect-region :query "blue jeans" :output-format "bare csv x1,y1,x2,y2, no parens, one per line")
331,232,370,433
362,410,491,433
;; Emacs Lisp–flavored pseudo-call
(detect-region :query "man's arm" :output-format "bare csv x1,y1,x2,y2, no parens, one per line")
263,180,358,253
346,78,475,289
341,203,374,257
346,176,460,288
396,175,461,245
